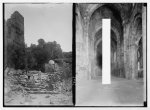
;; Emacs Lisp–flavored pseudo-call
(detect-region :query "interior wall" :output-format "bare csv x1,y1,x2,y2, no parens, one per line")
76,3,144,80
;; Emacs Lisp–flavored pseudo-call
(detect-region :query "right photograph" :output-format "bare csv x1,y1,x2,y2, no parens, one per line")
76,3,147,106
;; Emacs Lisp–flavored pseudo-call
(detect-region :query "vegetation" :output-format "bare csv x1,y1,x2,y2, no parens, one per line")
6,38,72,72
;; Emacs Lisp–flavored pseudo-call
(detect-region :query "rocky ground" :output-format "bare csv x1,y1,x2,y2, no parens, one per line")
4,68,73,106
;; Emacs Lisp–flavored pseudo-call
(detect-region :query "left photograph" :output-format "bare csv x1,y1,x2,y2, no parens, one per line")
4,3,73,106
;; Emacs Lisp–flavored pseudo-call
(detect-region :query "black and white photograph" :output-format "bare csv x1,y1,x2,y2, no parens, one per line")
2,1,149,108
4,3,73,106
76,3,147,106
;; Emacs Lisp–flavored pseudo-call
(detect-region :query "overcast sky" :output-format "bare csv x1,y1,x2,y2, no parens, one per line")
5,3,72,52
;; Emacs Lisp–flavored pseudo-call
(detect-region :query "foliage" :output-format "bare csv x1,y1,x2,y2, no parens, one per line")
27,39,63,71
44,41,63,59
38,38,45,47
6,38,63,72
26,49,36,70
6,43,25,69
63,52,72,58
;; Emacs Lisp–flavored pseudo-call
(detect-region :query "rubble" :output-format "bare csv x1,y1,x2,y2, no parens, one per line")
4,66,72,105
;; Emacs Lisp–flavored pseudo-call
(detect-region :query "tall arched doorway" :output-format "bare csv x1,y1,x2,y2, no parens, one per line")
88,4,123,79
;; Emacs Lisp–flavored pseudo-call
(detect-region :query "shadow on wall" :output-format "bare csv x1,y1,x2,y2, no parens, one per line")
95,53,102,76
96,54,102,69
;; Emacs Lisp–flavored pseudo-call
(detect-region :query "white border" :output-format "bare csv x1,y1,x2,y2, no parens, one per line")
0,0,149,110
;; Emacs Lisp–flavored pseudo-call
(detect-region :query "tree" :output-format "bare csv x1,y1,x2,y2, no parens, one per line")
38,38,45,47
24,39,63,71
44,41,63,60
31,45,48,71
53,43,63,59
26,49,37,70
63,52,72,58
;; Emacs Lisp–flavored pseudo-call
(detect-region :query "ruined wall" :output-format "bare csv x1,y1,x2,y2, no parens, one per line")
5,11,24,46
5,11,25,67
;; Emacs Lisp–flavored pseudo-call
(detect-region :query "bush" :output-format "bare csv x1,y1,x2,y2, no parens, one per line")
60,62,72,80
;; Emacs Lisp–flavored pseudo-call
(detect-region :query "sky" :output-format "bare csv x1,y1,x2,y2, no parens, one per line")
5,3,72,52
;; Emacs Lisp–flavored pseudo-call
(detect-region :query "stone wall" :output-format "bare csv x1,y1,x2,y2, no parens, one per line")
4,11,25,67
5,11,24,46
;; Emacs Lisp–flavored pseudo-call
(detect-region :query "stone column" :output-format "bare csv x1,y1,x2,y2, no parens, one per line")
91,41,94,79
86,35,90,80
83,14,91,80
116,40,120,77
120,42,124,77
123,23,130,79
130,44,138,79
142,4,146,102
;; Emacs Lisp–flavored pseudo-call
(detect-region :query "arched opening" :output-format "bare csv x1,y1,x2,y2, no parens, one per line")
96,41,102,69
95,41,102,76
94,30,118,77
137,37,143,78
135,17,143,78
88,4,123,79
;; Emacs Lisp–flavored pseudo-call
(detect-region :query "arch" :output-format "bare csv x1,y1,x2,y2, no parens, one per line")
94,29,102,51
87,4,122,24
94,29,118,76
76,5,84,29
88,5,123,44
87,4,124,79
93,25,119,46
133,14,142,30
133,13,142,25
132,13,142,32
132,13,142,44
96,41,102,68
94,28,118,51
76,5,84,43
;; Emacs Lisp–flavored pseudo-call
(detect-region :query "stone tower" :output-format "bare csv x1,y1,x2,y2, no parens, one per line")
4,11,25,67
5,11,24,46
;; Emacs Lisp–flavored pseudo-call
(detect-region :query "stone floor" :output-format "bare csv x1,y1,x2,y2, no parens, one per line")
76,73,145,106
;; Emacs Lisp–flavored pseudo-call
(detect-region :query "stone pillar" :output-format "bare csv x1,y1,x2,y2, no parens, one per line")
130,44,138,79
142,4,146,102
116,40,120,77
83,14,91,80
86,35,90,80
118,42,122,77
91,41,94,79
120,42,124,77
123,23,130,79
